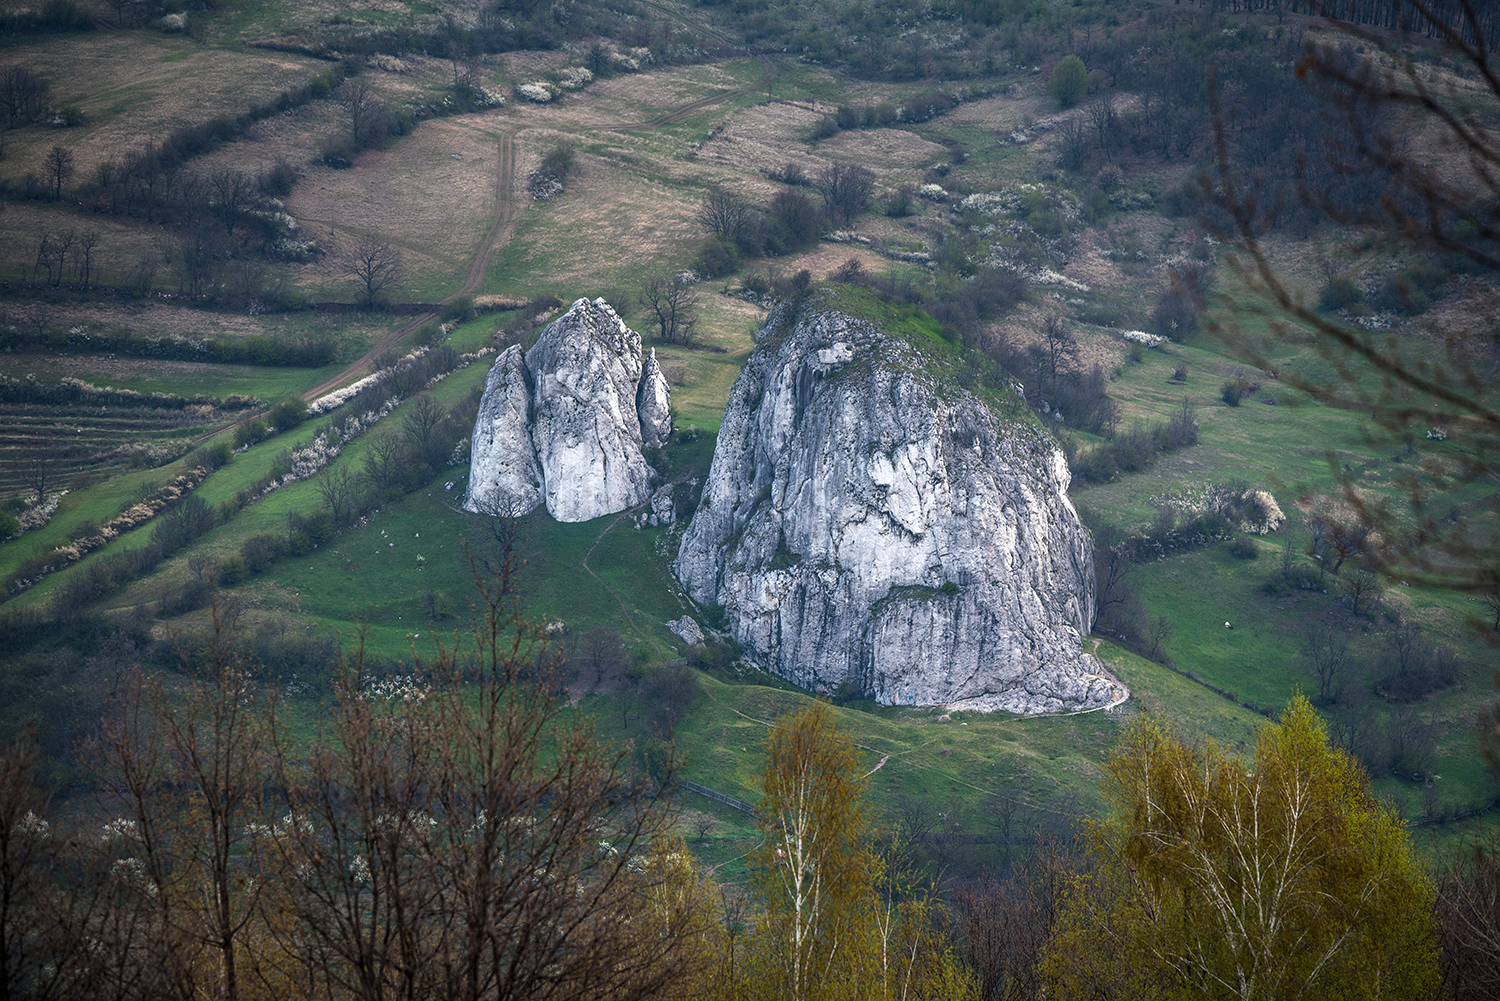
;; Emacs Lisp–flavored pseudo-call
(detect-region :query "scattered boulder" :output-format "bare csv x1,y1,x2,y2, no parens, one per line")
666,615,705,646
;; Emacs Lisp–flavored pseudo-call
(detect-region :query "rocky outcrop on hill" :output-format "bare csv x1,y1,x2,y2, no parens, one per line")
673,299,1111,714
464,298,669,522
638,348,672,449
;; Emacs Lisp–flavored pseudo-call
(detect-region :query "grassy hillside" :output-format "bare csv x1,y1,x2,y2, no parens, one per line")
1,0,1496,867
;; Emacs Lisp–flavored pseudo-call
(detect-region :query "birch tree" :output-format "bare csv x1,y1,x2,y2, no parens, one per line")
1043,695,1439,1001
747,701,875,1001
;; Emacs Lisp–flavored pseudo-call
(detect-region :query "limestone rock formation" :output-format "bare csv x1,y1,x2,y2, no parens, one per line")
464,345,542,517
638,348,672,448
673,299,1111,714
464,297,670,522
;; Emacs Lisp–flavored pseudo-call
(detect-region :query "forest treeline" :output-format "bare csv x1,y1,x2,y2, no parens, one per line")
0,591,1496,1001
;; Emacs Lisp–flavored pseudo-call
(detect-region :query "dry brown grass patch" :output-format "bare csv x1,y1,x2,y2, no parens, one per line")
818,127,946,174
0,34,323,181
287,117,505,295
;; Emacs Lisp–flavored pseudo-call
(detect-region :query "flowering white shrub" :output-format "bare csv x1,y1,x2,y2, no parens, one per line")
18,491,66,531
609,51,640,71
957,183,1083,228
100,818,141,846
1121,329,1167,347
1027,268,1090,292
308,345,431,415
18,811,49,840
426,346,494,389
111,858,159,896
558,66,593,89
361,675,431,703
273,237,319,261
160,13,185,31
285,398,398,481
516,82,557,103
918,183,947,201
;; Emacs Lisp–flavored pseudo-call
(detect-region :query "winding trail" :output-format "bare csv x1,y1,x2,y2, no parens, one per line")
192,131,518,445
301,130,517,404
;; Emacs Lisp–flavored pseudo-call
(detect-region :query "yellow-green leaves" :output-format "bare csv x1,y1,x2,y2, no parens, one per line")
1046,695,1439,1001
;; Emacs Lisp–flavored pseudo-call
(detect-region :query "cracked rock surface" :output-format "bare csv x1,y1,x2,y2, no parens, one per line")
464,298,668,522
674,302,1110,713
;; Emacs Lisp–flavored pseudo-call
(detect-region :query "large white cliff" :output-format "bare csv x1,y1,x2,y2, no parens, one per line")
673,299,1112,713
464,298,671,522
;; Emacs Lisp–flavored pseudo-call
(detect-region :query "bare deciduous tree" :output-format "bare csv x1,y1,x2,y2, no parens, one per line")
814,162,876,227
952,838,1073,1001
360,431,404,495
1056,114,1088,171
19,444,60,503
314,465,360,527
43,145,73,202
339,78,390,149
72,228,100,289
335,236,404,308
96,600,273,1001
581,624,626,686
401,394,449,468
697,187,755,246
0,66,50,129
639,271,700,345
1299,623,1351,702
1437,837,1500,1000
263,556,709,1001
1086,91,1117,159
1209,1,1500,595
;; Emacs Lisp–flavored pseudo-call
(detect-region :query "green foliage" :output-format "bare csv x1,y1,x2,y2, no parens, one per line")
737,702,976,1001
1319,273,1366,313
1044,697,1440,1000
694,237,739,278
268,396,308,433
234,420,270,449
1048,55,1088,107
1226,536,1258,560
0,512,19,542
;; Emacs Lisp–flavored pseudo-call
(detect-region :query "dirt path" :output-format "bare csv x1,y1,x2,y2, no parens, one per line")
301,130,517,404
192,131,517,444
580,507,663,656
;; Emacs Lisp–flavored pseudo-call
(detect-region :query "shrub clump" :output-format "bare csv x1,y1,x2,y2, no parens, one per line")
1048,55,1088,107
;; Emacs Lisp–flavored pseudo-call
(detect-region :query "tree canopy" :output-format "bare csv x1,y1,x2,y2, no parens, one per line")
1044,695,1439,1000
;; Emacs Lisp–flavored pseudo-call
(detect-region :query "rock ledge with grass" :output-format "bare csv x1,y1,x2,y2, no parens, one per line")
674,298,1109,713
464,297,668,522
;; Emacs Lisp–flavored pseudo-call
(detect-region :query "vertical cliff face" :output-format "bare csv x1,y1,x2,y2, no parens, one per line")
465,344,543,517
673,300,1111,713
463,298,670,523
637,348,672,449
